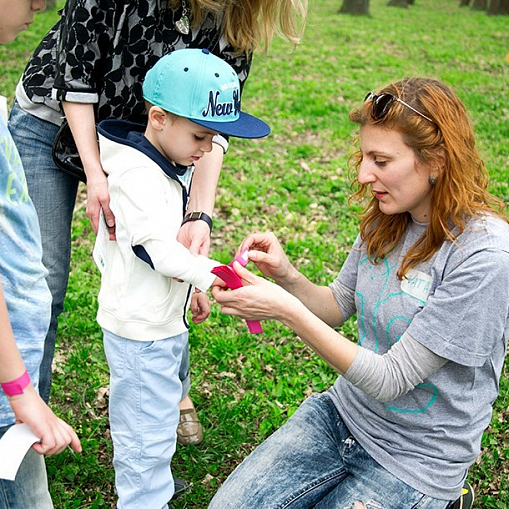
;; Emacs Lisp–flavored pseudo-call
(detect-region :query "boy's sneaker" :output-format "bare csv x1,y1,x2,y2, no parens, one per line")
171,476,190,501
447,481,474,509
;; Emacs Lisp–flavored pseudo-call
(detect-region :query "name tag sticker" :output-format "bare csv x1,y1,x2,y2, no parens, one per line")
401,269,432,302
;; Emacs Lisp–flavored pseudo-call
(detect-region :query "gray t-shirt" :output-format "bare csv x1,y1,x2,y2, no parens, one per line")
328,214,509,500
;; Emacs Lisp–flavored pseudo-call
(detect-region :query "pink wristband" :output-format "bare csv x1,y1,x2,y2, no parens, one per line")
1,370,31,397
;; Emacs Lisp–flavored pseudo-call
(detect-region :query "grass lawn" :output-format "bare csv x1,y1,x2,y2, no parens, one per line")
1,0,508,507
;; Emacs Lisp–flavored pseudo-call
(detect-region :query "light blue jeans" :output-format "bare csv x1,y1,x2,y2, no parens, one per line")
8,105,191,403
103,329,186,509
0,425,53,508
209,393,450,509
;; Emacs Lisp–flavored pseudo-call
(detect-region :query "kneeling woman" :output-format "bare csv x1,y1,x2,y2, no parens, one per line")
210,77,509,509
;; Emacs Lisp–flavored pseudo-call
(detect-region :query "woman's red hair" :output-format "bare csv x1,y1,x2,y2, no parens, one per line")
348,77,507,279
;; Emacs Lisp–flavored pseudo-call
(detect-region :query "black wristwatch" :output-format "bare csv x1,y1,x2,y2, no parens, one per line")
181,211,213,232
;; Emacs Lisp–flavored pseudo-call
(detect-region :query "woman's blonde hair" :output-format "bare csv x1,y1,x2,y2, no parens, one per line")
168,0,307,54
348,77,507,279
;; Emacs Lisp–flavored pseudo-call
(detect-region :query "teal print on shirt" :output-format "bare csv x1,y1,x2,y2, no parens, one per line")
1,135,29,206
357,255,438,414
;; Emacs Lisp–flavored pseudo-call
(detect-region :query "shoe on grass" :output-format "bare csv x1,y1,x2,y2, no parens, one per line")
177,407,204,445
447,481,474,509
171,476,190,501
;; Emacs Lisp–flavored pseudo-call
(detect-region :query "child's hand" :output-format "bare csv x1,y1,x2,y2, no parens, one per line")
190,290,210,324
211,275,227,288
9,384,82,456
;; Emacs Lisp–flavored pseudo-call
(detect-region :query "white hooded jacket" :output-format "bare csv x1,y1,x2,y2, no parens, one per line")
96,120,220,341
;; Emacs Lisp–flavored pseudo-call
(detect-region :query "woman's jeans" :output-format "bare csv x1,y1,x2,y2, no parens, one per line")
0,425,53,508
103,329,186,508
8,105,191,403
209,393,450,509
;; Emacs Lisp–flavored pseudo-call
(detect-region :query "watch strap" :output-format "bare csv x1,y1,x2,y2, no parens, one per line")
182,211,213,232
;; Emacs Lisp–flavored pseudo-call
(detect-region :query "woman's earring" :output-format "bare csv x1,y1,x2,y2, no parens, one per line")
428,175,438,186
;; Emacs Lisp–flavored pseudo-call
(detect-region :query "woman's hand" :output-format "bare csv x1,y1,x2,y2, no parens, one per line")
239,232,298,287
8,385,81,456
211,262,297,322
62,101,116,239
212,264,357,375
177,220,211,256
86,172,116,240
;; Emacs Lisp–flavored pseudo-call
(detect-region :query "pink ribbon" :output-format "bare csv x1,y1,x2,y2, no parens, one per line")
211,249,263,334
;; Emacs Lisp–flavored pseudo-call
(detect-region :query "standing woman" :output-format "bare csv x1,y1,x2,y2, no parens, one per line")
210,77,509,508
8,0,307,441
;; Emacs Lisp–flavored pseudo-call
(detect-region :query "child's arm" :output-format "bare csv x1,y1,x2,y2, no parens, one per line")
113,169,224,291
0,283,81,455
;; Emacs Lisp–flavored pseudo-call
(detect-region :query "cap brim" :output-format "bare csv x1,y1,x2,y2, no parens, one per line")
190,111,270,139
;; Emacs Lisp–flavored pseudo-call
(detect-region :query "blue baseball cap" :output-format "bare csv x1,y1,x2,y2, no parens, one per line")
142,48,270,139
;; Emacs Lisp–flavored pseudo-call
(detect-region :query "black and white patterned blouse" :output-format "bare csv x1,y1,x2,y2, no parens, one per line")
19,0,252,125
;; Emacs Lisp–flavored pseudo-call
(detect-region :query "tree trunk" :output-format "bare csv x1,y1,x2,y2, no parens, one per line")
339,0,370,15
387,0,410,7
488,0,509,13
471,0,488,9
459,0,471,6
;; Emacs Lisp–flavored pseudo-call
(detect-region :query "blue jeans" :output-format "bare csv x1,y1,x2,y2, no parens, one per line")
8,104,73,403
209,393,450,509
103,329,186,508
8,105,191,403
0,425,53,508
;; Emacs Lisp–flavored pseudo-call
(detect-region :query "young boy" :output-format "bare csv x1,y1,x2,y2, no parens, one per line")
95,48,269,508
0,1,81,507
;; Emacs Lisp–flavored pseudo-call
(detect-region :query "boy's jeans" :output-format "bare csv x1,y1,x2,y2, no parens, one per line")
209,393,450,509
8,104,191,404
0,425,53,508
103,329,186,509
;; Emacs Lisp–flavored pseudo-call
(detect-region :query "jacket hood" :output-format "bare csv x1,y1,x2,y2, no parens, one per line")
97,119,190,185
97,119,145,144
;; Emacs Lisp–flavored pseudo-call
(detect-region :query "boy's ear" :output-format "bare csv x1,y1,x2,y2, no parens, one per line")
148,106,167,130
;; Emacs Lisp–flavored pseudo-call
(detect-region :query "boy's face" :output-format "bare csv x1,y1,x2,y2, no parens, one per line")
0,0,46,44
148,111,218,167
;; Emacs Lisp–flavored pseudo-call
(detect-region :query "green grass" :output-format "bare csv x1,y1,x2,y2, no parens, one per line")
2,0,509,507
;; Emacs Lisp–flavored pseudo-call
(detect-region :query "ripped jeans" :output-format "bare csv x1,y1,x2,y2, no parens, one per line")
209,393,450,509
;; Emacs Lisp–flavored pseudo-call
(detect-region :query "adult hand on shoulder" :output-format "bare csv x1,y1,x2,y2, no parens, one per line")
239,232,295,285
8,385,81,456
178,220,211,256
86,171,116,240
211,262,295,323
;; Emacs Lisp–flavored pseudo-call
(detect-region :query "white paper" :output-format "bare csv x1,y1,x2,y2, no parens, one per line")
0,423,40,480
93,208,110,274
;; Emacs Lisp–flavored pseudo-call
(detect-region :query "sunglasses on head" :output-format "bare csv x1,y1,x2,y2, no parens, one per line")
364,92,436,125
